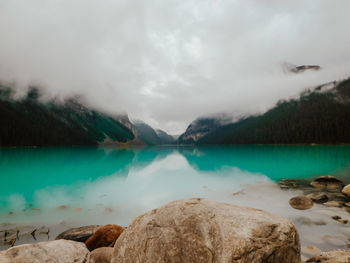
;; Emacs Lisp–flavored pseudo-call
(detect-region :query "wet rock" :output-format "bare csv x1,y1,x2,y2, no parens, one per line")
112,198,301,263
326,192,349,202
56,225,100,242
88,247,113,263
85,224,125,251
342,184,350,197
310,176,344,192
306,249,350,262
323,201,344,207
289,196,314,210
306,193,328,203
0,239,89,263
279,179,311,190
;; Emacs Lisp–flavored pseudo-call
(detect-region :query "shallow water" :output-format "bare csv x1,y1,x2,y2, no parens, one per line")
1,145,350,256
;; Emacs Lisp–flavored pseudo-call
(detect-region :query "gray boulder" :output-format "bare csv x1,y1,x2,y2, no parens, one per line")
112,198,300,263
55,225,100,242
0,239,89,263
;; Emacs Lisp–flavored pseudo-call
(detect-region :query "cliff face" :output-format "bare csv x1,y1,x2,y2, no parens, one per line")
177,117,231,144
179,78,350,145
0,87,134,147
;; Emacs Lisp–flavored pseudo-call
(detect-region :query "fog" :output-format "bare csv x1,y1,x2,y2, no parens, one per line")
0,0,350,134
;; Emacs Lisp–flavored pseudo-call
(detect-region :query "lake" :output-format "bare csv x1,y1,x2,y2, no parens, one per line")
1,145,350,256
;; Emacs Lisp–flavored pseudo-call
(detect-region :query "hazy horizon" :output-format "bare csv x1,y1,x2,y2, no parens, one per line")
1,0,350,134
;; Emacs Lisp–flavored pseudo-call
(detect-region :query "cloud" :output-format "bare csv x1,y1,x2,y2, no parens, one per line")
0,0,350,133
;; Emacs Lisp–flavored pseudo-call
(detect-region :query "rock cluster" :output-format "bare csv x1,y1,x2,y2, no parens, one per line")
282,176,350,211
0,198,301,263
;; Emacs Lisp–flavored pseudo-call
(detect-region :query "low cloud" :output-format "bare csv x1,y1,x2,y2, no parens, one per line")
1,0,350,133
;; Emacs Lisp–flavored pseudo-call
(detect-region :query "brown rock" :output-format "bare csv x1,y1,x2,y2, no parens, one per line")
306,249,350,262
0,240,89,263
342,184,350,197
85,224,125,251
306,193,328,203
289,196,314,210
57,205,70,210
112,198,301,263
310,176,344,192
88,247,113,263
56,225,100,242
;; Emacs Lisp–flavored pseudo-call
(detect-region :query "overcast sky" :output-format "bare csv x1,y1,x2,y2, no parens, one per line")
1,0,350,134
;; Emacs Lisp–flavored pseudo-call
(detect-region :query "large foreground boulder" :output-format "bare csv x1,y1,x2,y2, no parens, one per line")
55,225,100,242
112,198,300,263
306,250,350,262
0,239,89,263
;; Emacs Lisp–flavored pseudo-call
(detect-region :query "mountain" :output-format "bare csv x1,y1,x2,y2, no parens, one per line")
180,78,350,145
133,121,175,145
156,129,176,144
0,86,134,147
177,117,231,144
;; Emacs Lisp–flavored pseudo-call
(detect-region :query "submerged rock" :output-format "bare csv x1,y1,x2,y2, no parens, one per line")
279,179,311,190
56,225,100,242
306,249,350,263
0,239,89,263
310,176,344,192
301,245,322,258
85,224,125,251
88,247,113,263
306,192,328,203
289,196,314,210
112,198,300,263
323,201,344,207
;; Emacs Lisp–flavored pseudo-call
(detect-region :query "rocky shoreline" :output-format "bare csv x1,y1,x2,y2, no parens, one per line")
1,176,350,262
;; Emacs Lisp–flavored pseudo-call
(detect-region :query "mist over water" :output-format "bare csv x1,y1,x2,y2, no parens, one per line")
1,145,350,253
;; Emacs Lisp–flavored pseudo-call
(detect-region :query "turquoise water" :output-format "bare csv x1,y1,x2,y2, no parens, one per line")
1,145,350,219
2,145,350,253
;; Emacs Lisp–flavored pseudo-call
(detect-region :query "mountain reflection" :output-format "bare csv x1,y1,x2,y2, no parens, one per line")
1,145,350,217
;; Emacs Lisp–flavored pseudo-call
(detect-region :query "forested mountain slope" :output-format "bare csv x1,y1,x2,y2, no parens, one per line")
0,87,134,147
181,78,350,145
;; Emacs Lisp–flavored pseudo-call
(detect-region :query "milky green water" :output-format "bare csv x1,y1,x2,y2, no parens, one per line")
1,145,350,253
1,145,350,218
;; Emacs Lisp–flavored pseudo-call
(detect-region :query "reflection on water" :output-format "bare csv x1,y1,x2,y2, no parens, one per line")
1,145,350,216
1,145,350,253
